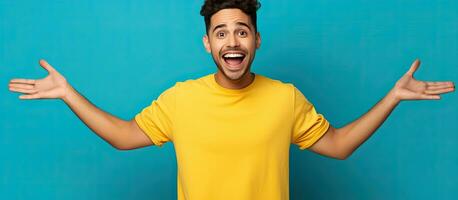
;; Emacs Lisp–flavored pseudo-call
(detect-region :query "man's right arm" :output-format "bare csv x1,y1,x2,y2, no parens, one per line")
62,85,153,150
8,59,153,150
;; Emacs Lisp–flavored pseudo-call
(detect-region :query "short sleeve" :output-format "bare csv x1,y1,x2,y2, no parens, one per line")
291,86,330,150
134,86,176,147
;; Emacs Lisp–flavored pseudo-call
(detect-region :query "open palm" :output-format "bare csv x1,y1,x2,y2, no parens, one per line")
393,59,455,100
8,59,69,99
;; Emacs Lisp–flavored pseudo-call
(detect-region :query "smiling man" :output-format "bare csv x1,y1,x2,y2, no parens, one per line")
7,0,456,200
202,6,260,88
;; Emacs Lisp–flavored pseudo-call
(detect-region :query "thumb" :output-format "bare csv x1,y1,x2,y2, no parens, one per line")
406,59,420,76
39,59,56,73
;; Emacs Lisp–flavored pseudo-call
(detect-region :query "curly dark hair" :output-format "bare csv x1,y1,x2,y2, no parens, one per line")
200,0,261,35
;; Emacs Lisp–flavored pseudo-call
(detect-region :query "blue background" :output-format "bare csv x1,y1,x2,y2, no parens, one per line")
1,0,457,199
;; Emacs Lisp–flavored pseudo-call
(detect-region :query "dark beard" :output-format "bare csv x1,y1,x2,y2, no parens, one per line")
215,62,250,81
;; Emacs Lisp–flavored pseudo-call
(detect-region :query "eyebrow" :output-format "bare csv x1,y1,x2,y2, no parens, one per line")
212,22,253,33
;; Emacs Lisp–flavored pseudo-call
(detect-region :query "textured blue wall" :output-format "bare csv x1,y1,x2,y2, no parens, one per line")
1,0,457,199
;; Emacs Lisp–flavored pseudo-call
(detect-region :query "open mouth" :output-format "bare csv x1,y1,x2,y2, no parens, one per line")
222,52,246,69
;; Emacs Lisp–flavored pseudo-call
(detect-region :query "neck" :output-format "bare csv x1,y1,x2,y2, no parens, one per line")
214,70,255,89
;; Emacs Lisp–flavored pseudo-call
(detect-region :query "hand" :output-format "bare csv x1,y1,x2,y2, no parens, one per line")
391,59,455,101
8,59,71,100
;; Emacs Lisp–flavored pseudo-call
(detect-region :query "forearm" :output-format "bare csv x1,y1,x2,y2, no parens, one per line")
334,89,400,156
62,84,130,149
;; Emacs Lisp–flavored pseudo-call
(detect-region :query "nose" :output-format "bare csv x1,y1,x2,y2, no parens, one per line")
227,33,240,47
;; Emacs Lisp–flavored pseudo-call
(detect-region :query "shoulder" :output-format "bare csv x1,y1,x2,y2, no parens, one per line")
173,74,212,89
256,75,312,105
256,74,296,93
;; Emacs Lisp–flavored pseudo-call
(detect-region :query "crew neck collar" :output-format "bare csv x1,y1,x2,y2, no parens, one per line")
209,72,257,94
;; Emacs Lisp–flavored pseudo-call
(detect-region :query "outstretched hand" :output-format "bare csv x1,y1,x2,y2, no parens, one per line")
392,59,455,101
8,59,70,100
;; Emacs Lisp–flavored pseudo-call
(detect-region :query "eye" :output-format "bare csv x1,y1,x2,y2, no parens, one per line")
238,30,248,37
217,31,225,38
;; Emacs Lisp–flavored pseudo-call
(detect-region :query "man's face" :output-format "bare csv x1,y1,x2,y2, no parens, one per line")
203,8,261,81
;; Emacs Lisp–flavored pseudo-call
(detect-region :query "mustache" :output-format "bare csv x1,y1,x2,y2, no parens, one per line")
219,47,247,55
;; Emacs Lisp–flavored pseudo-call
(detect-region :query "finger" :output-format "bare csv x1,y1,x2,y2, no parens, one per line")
39,59,56,73
418,94,440,100
19,94,41,100
425,87,455,95
426,81,454,87
9,87,38,94
9,79,36,85
9,83,35,90
406,59,421,76
427,84,454,90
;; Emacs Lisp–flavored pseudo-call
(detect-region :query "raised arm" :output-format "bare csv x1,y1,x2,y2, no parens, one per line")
309,59,455,159
8,59,152,150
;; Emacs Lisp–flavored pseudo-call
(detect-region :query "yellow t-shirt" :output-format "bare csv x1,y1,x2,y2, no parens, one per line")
135,73,329,200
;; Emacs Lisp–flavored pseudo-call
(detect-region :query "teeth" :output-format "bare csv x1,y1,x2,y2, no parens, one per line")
223,53,244,58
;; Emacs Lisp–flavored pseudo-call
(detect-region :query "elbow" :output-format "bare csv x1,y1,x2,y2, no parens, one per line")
111,141,132,151
115,144,137,151
114,145,130,151
109,129,135,151
335,153,350,160
332,138,354,160
334,150,353,160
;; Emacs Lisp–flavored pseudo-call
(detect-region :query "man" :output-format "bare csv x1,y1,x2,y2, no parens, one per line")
7,0,455,199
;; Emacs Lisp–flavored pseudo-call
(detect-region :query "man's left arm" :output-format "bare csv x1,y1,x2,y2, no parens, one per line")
309,59,455,160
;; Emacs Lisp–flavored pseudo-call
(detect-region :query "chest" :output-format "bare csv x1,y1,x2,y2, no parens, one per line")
173,92,293,154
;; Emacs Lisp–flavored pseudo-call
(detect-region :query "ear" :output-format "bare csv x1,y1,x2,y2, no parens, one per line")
203,35,211,53
255,32,261,49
